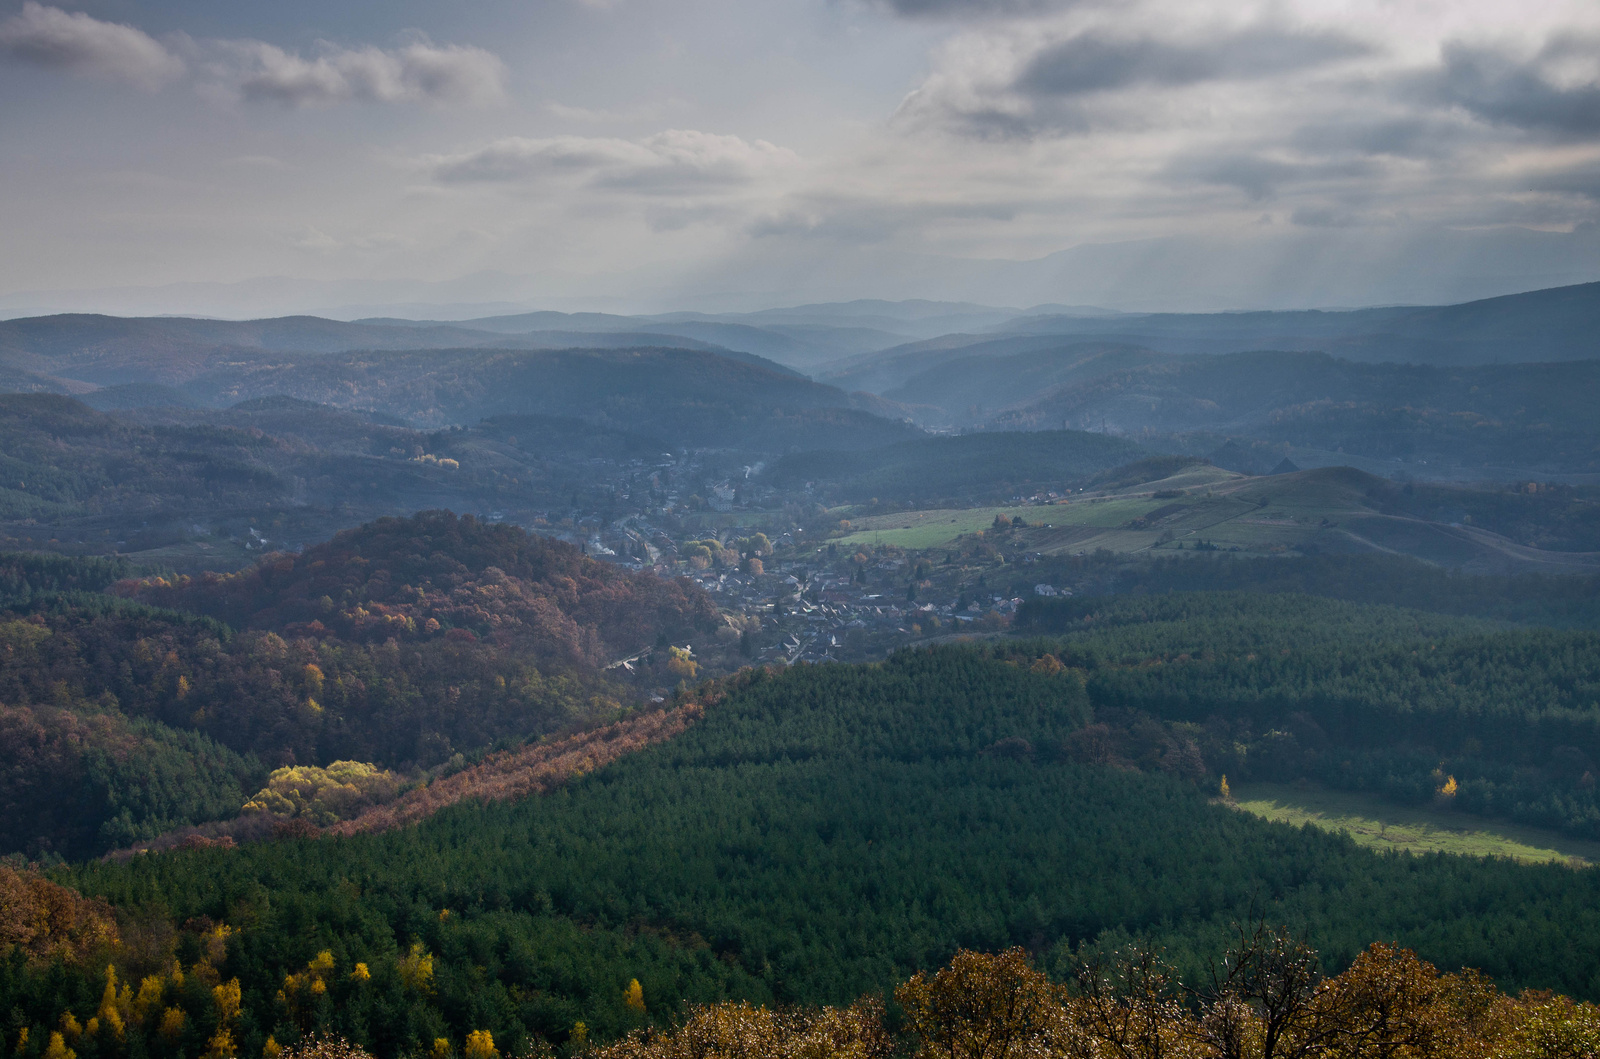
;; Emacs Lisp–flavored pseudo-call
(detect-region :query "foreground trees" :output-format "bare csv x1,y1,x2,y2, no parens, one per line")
602,935,1600,1059
6,873,1600,1059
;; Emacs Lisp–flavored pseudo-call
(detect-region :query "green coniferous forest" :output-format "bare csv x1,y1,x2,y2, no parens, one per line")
3,622,1600,1058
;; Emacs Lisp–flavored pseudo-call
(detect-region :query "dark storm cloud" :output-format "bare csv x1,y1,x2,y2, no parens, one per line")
1425,36,1600,139
1015,25,1371,97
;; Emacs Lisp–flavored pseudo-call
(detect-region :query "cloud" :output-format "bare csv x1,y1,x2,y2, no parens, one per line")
221,38,506,107
0,1,184,89
872,0,1080,17
428,130,799,193
1286,117,1463,161
0,4,504,107
749,196,1018,243
1423,36,1600,139
1016,25,1370,98
897,20,1374,139
1162,151,1381,203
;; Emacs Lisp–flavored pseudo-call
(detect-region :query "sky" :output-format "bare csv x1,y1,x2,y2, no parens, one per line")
3,0,1600,316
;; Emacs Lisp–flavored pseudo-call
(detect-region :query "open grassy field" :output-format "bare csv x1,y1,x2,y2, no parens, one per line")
827,465,1599,572
835,506,1026,549
1232,782,1600,867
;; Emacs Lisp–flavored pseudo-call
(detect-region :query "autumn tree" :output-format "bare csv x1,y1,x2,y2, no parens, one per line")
1069,944,1198,1059
596,998,891,1059
1191,924,1329,1059
897,947,1069,1059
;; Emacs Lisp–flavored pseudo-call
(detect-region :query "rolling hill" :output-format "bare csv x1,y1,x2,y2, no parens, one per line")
996,464,1600,573
764,429,1151,504
176,345,917,447
28,623,1600,1059
996,279,1600,366
819,345,1600,479
0,512,719,860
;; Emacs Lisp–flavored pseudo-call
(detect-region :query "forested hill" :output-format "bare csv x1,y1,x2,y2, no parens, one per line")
24,637,1600,1059
179,346,914,448
121,511,717,666
764,429,1151,503
0,514,721,861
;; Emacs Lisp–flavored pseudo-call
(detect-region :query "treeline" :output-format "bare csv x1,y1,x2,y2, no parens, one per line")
2,648,1596,1058
0,513,720,859
1012,591,1600,837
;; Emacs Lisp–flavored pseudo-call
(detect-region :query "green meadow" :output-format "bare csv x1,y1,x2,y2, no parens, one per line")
1232,782,1600,867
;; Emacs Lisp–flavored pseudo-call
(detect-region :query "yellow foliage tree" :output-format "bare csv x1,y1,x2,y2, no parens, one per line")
41,1032,74,1059
242,763,400,825
624,979,646,1014
1029,654,1064,676
214,978,242,1023
464,1030,498,1059
97,967,125,1039
158,1007,186,1041
665,647,697,680
399,942,435,994
133,975,165,1023
205,1028,236,1059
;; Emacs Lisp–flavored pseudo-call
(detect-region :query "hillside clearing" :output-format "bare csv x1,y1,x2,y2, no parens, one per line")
1232,782,1600,866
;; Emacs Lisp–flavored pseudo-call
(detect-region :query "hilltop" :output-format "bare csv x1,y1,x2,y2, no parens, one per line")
818,348,1600,479
124,510,717,662
0,513,719,860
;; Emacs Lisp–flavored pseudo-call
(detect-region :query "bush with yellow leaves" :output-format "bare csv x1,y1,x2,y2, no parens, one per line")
242,761,401,826
463,1030,498,1059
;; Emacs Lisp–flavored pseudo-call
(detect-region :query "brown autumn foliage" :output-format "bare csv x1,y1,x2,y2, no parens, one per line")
595,997,895,1059
0,866,119,962
599,936,1600,1059
275,1036,379,1059
119,511,718,668
327,703,702,836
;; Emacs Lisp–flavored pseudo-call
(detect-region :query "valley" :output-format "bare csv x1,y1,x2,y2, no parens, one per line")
1,285,1599,1059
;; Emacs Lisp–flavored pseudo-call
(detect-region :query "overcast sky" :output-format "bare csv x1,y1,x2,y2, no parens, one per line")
4,0,1600,315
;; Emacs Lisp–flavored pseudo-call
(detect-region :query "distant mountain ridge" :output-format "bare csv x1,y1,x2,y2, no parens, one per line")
988,280,1600,366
